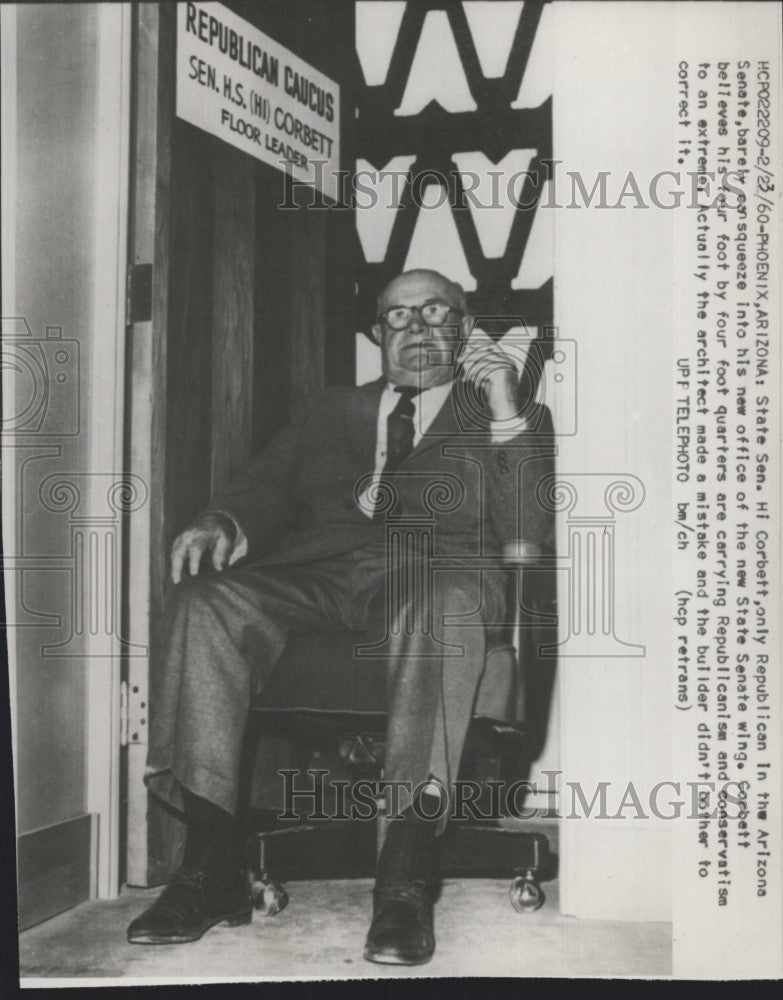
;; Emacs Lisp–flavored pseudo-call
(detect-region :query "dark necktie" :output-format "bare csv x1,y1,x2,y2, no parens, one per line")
384,386,419,472
373,386,420,519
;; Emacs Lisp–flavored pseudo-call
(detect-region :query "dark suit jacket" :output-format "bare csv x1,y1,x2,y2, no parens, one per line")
209,377,555,568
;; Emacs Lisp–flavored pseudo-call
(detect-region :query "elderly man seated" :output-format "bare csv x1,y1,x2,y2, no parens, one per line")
128,268,549,965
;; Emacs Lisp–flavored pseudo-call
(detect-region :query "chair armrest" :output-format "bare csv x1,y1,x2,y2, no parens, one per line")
501,540,544,567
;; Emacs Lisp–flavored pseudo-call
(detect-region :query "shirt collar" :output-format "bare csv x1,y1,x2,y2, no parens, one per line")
383,379,453,402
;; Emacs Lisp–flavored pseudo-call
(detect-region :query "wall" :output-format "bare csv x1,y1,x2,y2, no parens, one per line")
12,0,99,833
3,2,129,925
551,2,673,922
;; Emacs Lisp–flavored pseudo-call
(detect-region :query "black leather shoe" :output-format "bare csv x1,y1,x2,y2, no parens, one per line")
364,805,438,965
364,881,435,965
127,865,252,944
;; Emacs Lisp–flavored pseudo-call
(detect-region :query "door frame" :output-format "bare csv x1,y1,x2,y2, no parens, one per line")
86,1,133,899
124,0,175,887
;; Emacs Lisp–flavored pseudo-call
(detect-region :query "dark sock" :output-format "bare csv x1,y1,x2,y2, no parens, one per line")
182,789,241,879
377,803,439,888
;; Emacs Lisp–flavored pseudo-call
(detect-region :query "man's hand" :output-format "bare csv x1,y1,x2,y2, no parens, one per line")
171,513,238,584
459,320,532,422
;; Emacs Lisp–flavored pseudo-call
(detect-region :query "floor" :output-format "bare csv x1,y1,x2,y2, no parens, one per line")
20,877,672,983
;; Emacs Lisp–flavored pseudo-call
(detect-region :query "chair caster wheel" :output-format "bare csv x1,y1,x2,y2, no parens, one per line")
509,872,544,913
250,871,289,916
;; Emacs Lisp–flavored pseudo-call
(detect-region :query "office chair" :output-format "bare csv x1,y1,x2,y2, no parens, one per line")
244,403,558,918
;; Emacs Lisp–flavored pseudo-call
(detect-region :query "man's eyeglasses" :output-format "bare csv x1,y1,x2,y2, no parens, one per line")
378,300,462,331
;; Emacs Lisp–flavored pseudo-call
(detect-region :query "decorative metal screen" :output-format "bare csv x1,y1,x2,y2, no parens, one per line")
353,0,553,377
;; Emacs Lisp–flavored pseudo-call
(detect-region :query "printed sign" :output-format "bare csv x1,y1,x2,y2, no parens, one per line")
176,1,340,200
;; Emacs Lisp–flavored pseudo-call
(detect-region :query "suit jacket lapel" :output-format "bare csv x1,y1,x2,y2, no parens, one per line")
409,380,480,461
345,377,385,468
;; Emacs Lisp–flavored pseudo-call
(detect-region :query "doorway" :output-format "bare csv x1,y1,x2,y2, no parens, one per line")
123,0,357,887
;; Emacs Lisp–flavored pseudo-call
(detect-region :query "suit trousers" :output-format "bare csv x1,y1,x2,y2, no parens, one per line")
145,544,506,823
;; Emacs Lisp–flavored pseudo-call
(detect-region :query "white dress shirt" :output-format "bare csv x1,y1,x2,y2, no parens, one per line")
356,380,454,518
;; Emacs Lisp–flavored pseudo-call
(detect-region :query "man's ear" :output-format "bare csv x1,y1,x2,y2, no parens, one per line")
460,313,475,342
370,323,383,346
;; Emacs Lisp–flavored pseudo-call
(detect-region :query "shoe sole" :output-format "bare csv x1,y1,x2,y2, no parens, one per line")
363,946,434,966
127,906,253,945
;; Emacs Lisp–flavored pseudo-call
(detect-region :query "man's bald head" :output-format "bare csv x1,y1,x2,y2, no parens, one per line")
376,270,467,318
372,269,470,389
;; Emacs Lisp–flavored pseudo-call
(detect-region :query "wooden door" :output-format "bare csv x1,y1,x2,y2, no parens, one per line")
124,1,356,886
